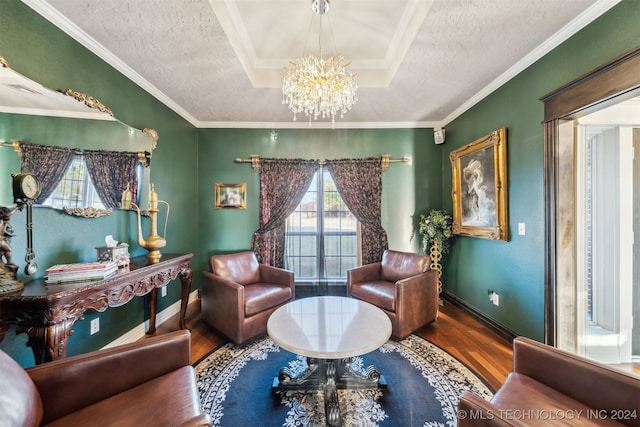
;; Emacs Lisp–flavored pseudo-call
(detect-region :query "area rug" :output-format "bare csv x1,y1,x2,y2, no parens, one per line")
195,335,493,426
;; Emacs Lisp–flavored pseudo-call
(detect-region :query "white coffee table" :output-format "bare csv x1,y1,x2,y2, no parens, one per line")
267,296,392,426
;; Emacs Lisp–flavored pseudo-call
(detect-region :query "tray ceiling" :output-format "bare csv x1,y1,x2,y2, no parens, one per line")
23,0,618,128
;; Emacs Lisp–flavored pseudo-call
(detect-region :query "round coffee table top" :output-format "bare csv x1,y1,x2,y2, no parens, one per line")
267,296,392,359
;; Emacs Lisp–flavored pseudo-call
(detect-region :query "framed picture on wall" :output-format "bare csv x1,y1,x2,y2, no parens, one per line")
215,182,246,209
449,127,508,241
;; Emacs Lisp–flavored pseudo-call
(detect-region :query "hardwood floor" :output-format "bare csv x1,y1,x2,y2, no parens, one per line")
153,295,640,391
154,297,513,390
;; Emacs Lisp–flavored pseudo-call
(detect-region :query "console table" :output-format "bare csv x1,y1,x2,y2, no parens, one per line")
0,253,193,364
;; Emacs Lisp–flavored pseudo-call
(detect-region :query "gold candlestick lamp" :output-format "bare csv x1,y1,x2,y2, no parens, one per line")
121,183,169,264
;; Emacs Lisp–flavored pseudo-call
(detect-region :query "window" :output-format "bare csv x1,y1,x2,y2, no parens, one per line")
285,170,358,283
40,155,105,209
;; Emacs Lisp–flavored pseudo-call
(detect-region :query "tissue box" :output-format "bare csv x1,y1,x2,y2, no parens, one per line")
96,243,130,267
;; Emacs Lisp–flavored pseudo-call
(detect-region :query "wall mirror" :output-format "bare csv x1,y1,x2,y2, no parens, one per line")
0,54,154,217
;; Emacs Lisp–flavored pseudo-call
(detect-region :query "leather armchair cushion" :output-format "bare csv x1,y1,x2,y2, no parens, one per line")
209,251,260,285
0,350,43,427
244,282,293,317
349,281,396,312
380,249,430,283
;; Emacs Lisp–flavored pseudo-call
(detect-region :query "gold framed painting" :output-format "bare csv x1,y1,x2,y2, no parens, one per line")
215,182,246,209
449,127,508,241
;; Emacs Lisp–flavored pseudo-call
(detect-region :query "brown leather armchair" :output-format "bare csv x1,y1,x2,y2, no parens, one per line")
458,336,640,427
201,251,295,346
0,330,211,427
347,249,439,340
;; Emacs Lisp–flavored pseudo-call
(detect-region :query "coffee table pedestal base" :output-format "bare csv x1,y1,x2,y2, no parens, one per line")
272,357,387,427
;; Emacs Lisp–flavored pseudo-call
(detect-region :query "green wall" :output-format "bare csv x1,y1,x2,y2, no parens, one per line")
2,0,639,366
196,128,443,274
0,0,198,366
441,0,640,341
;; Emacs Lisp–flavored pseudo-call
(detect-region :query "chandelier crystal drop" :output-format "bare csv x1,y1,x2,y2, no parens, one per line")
282,54,358,126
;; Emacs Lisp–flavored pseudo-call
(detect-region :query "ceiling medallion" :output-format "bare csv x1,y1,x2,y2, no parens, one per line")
282,0,358,127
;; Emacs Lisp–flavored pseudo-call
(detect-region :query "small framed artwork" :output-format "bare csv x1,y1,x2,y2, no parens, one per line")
215,182,246,209
449,127,508,241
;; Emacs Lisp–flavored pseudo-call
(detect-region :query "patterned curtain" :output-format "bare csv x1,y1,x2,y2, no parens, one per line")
325,158,388,265
19,142,75,203
84,149,139,209
251,158,320,267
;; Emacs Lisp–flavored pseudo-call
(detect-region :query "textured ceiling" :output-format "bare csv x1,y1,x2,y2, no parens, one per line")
22,0,618,128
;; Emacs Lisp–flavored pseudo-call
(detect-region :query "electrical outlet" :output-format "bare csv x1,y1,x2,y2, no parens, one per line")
90,318,100,335
161,287,167,298
488,290,500,306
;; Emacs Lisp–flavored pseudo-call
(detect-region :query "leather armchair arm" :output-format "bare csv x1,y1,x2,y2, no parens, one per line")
390,270,439,338
201,270,244,332
458,391,527,427
348,261,381,282
260,264,294,289
395,270,438,300
512,336,640,417
27,330,192,423
347,262,381,295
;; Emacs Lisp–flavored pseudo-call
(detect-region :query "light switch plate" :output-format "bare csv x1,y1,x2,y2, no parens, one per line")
518,222,526,235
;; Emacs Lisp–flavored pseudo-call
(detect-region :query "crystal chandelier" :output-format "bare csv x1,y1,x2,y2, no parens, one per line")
282,0,358,126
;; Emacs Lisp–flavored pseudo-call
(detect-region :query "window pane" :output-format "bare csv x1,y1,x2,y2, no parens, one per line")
41,155,106,210
324,235,339,256
300,235,317,256
341,235,357,256
285,170,358,283
286,211,302,233
324,256,341,278
299,257,317,278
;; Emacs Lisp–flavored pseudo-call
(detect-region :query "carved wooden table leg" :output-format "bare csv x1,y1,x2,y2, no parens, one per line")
179,266,192,330
146,264,191,335
147,287,158,335
19,317,77,364
273,357,385,426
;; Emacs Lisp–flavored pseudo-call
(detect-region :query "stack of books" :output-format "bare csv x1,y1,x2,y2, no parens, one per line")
45,260,118,284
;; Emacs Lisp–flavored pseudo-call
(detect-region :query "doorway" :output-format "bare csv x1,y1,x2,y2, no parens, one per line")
542,46,640,368
574,100,639,363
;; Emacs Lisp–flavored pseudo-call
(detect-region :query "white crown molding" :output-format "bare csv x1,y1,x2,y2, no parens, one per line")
196,120,440,129
440,0,622,128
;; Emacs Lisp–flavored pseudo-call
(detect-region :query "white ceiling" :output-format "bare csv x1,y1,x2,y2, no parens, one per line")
21,0,620,129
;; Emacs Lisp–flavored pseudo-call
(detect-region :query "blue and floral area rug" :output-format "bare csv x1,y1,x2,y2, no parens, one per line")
195,335,493,427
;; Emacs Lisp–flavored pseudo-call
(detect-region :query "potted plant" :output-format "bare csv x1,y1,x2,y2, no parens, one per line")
413,209,453,294
416,209,453,255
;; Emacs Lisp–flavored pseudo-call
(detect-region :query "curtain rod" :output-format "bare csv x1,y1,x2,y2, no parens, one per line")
0,139,20,154
2,139,150,164
234,154,411,172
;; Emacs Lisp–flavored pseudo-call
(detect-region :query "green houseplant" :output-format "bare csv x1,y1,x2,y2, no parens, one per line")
413,209,453,295
416,209,453,255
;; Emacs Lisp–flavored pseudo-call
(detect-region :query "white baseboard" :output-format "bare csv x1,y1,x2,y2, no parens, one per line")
102,290,199,349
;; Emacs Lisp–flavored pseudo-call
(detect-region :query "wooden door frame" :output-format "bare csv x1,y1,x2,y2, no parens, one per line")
541,46,640,346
